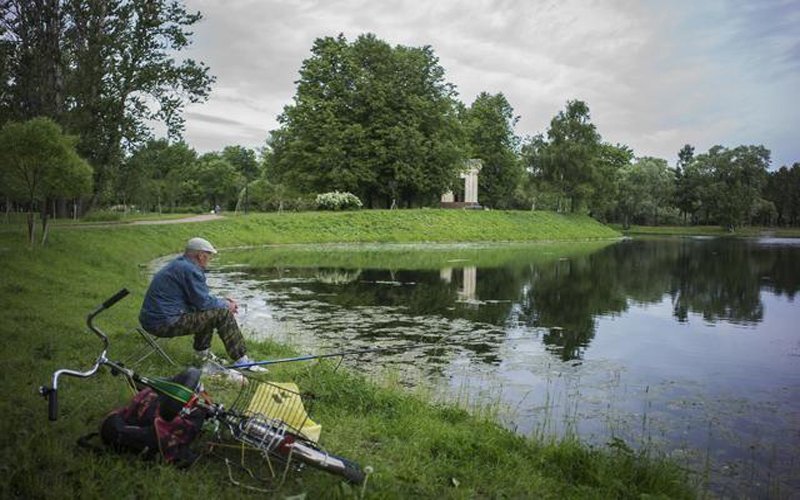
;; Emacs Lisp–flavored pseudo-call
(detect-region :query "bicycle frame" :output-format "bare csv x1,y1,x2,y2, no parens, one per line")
40,289,367,485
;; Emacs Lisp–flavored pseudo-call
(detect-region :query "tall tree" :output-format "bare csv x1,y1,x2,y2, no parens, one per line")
222,145,260,182
615,157,673,228
673,144,697,223
764,164,800,226
193,154,242,209
538,100,602,212
0,117,92,243
1,0,214,206
221,145,258,212
461,92,521,208
0,0,67,122
270,33,464,208
120,138,196,211
697,145,770,231
587,143,633,221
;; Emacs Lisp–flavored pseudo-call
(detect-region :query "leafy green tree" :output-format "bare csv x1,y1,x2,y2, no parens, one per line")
120,139,197,212
270,33,464,208
640,157,675,225
222,145,260,181
587,143,633,221
697,145,770,231
1,0,214,206
616,162,650,229
537,100,602,212
764,164,800,226
673,144,698,224
0,117,92,243
520,133,559,210
193,155,242,209
615,157,674,228
221,145,260,213
461,92,521,208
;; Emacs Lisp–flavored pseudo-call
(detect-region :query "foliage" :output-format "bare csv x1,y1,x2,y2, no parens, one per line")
119,139,197,212
697,145,770,231
247,179,313,212
536,100,602,212
221,145,260,182
192,154,243,209
461,92,521,208
763,163,800,226
613,156,676,229
587,143,633,221
0,117,92,242
270,33,464,208
0,0,214,201
315,191,363,211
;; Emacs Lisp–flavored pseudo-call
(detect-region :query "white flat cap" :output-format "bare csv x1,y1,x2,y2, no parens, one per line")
186,237,218,254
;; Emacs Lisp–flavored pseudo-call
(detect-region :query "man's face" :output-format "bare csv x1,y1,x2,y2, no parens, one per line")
196,251,213,269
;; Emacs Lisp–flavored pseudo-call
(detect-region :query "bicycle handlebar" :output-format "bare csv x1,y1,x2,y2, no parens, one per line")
102,289,130,310
41,289,129,420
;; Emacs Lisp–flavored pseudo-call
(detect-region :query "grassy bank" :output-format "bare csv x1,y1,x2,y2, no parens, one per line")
0,211,693,498
613,223,800,238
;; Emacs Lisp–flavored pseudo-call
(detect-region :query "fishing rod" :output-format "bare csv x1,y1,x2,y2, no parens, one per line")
227,343,437,370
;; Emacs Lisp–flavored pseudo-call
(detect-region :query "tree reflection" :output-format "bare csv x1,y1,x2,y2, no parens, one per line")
229,239,800,364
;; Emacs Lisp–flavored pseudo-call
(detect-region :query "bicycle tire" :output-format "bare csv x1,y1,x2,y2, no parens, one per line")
284,439,366,485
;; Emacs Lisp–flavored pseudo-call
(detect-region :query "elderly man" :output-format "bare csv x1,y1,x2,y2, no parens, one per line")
139,237,265,372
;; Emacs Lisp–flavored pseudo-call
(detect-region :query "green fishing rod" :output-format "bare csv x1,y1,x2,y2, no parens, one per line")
227,343,436,370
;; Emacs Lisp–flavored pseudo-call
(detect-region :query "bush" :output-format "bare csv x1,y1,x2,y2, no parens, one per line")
315,191,363,211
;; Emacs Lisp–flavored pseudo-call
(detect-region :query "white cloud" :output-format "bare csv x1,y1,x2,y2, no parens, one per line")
177,0,800,167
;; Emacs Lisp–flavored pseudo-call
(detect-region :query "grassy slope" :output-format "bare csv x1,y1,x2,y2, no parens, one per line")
611,223,800,238
0,210,692,499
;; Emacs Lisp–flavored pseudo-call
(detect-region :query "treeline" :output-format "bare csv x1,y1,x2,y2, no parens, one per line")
2,2,798,230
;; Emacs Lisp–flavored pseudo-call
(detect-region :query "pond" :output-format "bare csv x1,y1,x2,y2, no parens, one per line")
206,237,800,497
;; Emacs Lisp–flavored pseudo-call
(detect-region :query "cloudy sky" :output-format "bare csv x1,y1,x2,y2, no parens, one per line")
177,0,800,168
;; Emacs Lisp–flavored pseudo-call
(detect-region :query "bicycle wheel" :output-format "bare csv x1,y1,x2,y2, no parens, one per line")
284,438,366,485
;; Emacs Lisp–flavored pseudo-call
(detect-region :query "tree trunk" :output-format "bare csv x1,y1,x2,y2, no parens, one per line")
40,209,50,245
27,211,36,244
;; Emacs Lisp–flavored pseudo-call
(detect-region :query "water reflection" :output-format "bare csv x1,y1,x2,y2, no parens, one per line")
227,238,798,363
208,237,800,496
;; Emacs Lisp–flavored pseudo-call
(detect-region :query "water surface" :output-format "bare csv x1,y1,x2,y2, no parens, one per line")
208,238,800,497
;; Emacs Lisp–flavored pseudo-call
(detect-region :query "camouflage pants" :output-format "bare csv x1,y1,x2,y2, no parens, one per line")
149,308,247,361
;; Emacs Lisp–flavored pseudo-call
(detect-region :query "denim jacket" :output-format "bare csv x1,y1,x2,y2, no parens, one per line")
139,255,227,331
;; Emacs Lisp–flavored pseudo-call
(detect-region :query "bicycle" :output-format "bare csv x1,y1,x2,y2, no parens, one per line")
40,289,368,488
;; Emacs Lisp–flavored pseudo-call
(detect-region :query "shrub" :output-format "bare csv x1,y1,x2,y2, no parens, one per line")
315,191,363,211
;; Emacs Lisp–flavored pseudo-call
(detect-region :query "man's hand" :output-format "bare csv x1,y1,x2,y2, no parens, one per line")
225,298,239,314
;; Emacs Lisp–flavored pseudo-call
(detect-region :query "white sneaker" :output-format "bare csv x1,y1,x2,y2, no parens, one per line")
234,355,269,373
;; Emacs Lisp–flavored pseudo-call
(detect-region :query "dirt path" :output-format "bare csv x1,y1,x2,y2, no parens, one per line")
45,213,225,230
130,214,224,225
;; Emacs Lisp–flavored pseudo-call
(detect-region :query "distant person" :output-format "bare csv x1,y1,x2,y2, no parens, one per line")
214,204,221,215
139,237,266,372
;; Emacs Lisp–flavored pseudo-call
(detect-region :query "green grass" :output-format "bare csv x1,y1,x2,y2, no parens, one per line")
0,210,693,498
612,223,800,238
219,239,615,271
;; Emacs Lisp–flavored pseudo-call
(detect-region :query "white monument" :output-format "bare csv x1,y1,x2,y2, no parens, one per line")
441,159,482,208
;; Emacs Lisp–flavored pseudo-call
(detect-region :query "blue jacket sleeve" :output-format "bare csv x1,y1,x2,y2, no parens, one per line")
183,266,228,311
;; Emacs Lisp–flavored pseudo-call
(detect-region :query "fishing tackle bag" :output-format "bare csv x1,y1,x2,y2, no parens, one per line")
89,368,207,467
